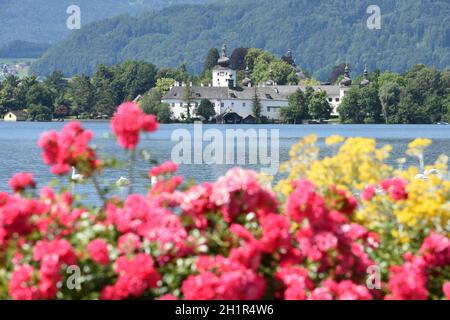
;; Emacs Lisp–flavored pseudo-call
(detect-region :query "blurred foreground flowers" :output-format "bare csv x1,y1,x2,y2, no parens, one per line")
0,102,449,300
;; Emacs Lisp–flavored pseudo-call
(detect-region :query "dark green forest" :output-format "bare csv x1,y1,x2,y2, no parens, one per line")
0,0,209,45
0,41,50,59
31,0,450,80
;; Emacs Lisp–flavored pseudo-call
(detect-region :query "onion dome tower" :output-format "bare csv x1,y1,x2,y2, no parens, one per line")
340,64,352,87
242,64,252,87
360,64,370,86
213,44,237,87
266,69,275,86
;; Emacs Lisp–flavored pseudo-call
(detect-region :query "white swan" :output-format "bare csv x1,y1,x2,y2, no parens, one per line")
116,176,131,188
71,167,84,183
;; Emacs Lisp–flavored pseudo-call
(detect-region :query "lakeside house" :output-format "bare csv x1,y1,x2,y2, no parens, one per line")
162,45,367,122
3,110,27,122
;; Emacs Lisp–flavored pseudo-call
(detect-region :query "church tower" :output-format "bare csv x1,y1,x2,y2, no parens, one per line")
212,44,237,87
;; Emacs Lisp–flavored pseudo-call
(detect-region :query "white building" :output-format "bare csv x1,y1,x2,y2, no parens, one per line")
3,111,27,122
162,46,354,122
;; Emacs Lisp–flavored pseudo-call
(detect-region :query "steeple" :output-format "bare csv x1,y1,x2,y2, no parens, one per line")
360,64,370,86
340,64,352,87
266,69,275,86
242,64,252,87
284,49,297,67
217,44,231,68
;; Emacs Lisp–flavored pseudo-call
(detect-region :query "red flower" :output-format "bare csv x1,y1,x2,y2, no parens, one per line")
150,161,178,177
443,282,450,300
9,265,39,300
38,122,99,176
87,239,110,266
9,173,36,193
102,253,160,300
380,177,408,201
211,168,278,223
117,233,141,255
111,102,158,150
361,185,376,201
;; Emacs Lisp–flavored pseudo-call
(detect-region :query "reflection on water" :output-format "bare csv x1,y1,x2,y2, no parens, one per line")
0,122,449,201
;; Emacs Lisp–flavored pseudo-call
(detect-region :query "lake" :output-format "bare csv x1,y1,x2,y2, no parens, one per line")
0,122,449,201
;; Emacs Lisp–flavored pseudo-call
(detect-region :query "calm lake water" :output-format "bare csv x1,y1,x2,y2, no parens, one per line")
0,122,449,201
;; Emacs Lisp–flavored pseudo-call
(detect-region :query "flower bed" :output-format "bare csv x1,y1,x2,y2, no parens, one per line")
0,102,449,300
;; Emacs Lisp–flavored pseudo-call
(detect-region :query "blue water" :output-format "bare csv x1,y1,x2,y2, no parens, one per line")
0,122,449,201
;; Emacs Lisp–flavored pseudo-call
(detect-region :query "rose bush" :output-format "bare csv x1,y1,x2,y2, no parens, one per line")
0,101,449,300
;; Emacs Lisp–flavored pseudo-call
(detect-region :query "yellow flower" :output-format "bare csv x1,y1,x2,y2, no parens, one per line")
325,135,344,146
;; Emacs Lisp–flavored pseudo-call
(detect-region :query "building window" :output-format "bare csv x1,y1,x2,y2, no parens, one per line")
243,103,246,107
221,103,224,108
335,98,340,102
328,98,332,102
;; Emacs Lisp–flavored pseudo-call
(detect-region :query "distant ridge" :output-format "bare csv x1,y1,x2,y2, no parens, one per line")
31,0,450,79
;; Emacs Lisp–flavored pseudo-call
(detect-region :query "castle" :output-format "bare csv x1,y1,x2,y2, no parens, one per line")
162,45,369,123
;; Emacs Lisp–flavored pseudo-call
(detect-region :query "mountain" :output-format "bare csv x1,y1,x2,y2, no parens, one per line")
0,41,51,59
31,0,450,80
0,0,209,45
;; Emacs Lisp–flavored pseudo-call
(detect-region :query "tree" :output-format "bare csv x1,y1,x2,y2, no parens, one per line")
69,75,96,118
0,75,22,115
156,78,175,96
44,71,68,95
230,48,248,70
115,61,157,101
140,88,172,123
328,64,346,84
196,99,215,121
28,104,53,121
92,65,117,117
338,84,382,124
251,88,262,123
182,84,194,120
26,83,54,110
308,90,332,121
280,89,309,124
203,48,219,74
379,81,402,124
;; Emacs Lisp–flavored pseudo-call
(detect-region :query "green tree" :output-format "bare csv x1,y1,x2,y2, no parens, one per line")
92,64,117,116
44,71,68,95
203,48,219,74
28,104,53,121
196,99,215,121
339,84,382,124
308,90,332,121
116,60,157,101
280,89,309,124
69,75,96,118
0,75,22,115
182,84,194,121
251,88,262,123
379,81,402,124
156,78,175,96
140,88,172,123
26,83,54,110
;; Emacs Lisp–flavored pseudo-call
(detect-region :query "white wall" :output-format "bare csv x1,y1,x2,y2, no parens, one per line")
212,68,237,87
162,98,287,120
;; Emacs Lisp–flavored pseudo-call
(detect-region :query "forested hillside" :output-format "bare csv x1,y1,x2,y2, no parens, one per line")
31,0,450,79
0,0,209,45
